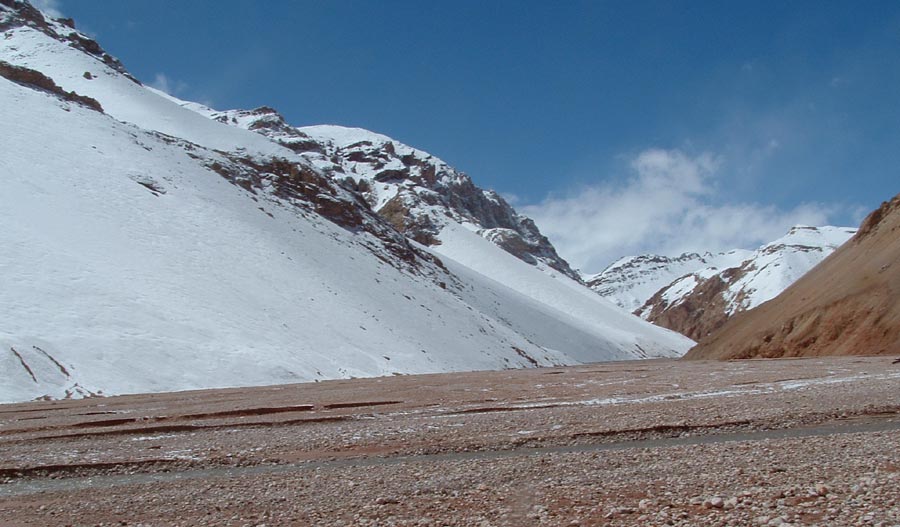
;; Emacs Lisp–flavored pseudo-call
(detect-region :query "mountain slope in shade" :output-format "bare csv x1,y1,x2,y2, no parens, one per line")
0,1,692,402
686,195,900,359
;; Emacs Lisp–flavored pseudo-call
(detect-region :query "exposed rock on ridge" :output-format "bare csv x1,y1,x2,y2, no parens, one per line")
204,152,440,273
304,126,582,281
0,60,102,111
0,0,135,81
182,106,581,281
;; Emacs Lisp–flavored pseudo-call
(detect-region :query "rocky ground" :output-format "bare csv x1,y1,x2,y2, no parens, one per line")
1,356,899,526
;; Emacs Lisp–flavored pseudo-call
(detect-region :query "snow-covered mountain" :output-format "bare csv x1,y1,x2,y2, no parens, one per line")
0,1,692,402
176,104,581,282
687,196,900,359
586,250,752,313
591,226,855,340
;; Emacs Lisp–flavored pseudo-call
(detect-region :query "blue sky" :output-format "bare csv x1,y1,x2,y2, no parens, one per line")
40,0,900,271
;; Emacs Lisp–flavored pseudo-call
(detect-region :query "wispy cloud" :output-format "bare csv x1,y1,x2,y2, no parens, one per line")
149,73,188,97
31,0,63,19
500,192,521,206
522,148,841,274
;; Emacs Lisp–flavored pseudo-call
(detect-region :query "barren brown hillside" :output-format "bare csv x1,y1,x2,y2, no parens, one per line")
686,192,900,359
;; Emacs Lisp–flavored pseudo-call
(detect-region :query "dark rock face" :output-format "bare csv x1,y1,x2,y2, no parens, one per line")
210,108,326,155
201,152,442,275
303,134,582,281
378,195,440,246
636,268,747,342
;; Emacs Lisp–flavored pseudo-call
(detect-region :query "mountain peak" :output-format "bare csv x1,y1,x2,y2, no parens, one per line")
187,106,583,281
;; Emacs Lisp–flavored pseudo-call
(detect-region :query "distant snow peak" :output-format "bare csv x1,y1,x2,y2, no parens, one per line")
586,250,751,313
591,225,856,340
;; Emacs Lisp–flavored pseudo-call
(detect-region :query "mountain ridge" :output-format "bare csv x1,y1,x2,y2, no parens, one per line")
686,194,900,359
177,103,582,281
590,225,855,340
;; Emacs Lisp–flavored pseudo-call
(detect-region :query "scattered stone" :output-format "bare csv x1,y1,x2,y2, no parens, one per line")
704,497,725,509
1,357,898,527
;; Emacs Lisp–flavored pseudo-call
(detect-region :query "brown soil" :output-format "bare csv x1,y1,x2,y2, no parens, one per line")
687,193,900,359
1,357,899,526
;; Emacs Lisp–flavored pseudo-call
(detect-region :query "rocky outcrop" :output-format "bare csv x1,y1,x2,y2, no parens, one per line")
205,107,325,154
636,268,746,342
686,194,900,359
201,151,442,275
0,0,136,81
300,127,581,281
181,110,582,281
0,60,102,111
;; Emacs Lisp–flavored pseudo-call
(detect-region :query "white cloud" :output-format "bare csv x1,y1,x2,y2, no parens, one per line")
149,73,188,96
522,148,839,274
500,192,521,206
32,0,63,19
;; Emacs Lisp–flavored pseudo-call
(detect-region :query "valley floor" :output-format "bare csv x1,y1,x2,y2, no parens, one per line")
1,357,899,526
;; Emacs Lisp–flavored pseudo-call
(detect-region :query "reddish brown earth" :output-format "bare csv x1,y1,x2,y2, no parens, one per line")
687,193,900,360
1,356,899,526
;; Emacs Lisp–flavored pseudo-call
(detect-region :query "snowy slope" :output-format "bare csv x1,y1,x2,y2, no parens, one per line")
720,226,858,313
205,113,693,358
433,224,694,360
587,250,751,312
0,15,290,158
0,75,575,402
0,1,696,403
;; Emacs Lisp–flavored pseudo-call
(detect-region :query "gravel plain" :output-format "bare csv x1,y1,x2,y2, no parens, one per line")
1,356,899,526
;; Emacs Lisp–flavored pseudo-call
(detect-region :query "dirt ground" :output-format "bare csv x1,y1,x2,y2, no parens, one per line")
1,356,899,526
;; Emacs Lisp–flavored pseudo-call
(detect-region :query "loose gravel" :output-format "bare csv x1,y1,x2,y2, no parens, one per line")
1,356,898,526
